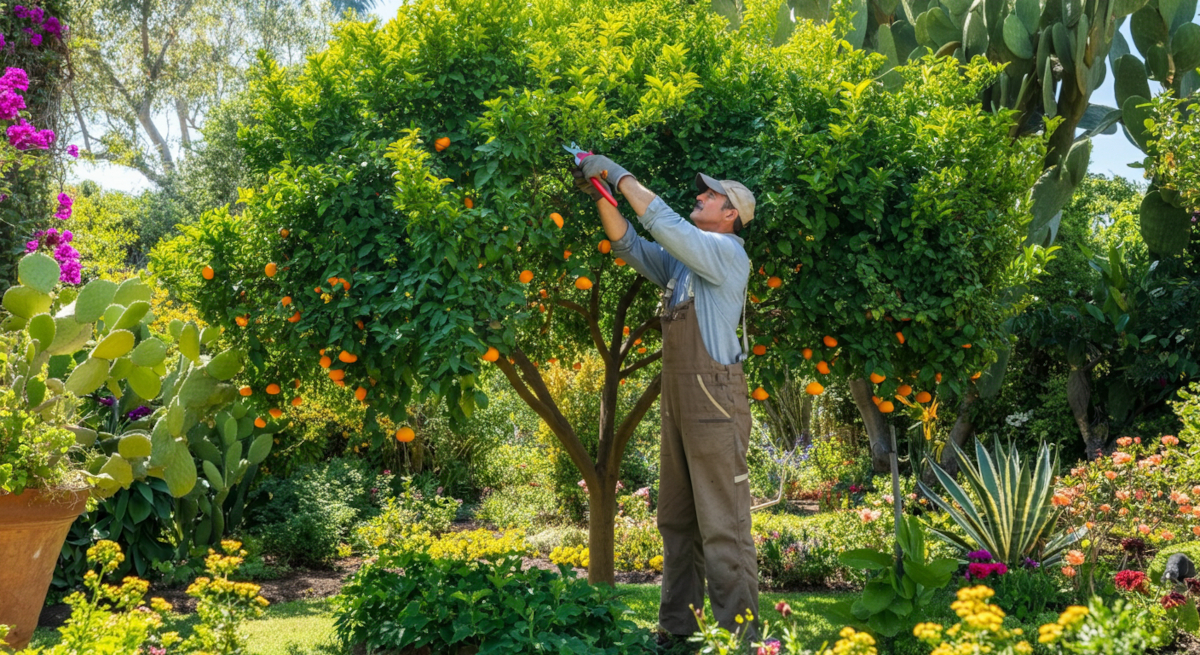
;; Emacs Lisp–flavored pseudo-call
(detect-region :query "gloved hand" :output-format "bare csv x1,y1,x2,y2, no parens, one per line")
571,165,611,202
579,154,633,192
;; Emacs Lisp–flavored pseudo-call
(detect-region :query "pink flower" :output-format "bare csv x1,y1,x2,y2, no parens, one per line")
1138,524,1151,535
1117,436,1133,447
1061,566,1077,578
66,143,78,157
0,89,25,120
882,494,894,504
1066,550,1085,566
1162,435,1179,446
775,600,792,617
1161,530,1175,540
1112,452,1133,466
857,508,882,523
758,641,780,655
1105,471,1118,480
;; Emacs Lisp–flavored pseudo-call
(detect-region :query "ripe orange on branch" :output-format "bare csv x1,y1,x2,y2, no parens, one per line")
281,296,292,306
266,383,281,395
897,384,912,396
816,361,831,375
614,258,626,266
396,426,415,442
598,240,611,254
235,316,249,327
279,228,289,238
878,401,895,414
915,391,932,403
482,346,500,362
822,335,838,348
288,311,301,323
550,213,563,229
202,265,214,280
767,276,782,289
355,386,367,401
751,386,769,401
752,344,767,356
265,262,278,277
869,372,886,384
434,137,451,152
575,276,593,290
239,386,253,396
268,408,283,419
802,348,813,360
329,369,345,381
519,270,534,284
805,381,824,395
254,417,267,428
319,356,332,368
338,350,358,363
291,396,303,406
895,332,906,344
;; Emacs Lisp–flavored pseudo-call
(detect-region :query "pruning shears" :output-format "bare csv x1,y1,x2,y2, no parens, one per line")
563,142,619,207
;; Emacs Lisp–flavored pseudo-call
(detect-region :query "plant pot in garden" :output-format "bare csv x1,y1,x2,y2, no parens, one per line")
0,487,89,649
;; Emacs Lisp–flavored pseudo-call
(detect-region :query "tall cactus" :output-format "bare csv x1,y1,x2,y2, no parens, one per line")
1,252,255,502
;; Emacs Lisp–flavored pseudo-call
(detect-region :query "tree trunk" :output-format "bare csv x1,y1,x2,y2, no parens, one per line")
176,97,191,150
1067,367,1108,459
849,378,891,472
931,385,979,482
799,394,813,449
586,482,617,586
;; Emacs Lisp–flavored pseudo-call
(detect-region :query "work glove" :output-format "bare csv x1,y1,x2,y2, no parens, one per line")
579,154,633,192
571,165,611,202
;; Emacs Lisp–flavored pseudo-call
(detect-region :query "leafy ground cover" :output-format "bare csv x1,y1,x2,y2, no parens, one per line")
30,588,849,654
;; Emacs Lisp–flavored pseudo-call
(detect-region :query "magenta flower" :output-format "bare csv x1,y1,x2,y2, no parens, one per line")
25,239,37,252
0,34,6,49
12,6,28,19
24,29,40,47
28,6,43,23
42,16,62,38
8,119,41,150
66,144,78,157
0,89,26,120
1,68,29,92
54,192,72,220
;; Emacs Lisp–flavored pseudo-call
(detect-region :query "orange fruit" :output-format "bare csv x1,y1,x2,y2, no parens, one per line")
434,137,451,152
269,408,283,419
802,348,813,360
751,295,761,303
575,276,593,290
623,326,630,335
202,265,214,280
962,343,972,348
564,249,572,260
897,384,912,396
895,331,906,344
823,335,838,348
314,286,322,294
254,417,267,428
235,315,249,327
281,296,292,306
265,262,277,277
356,319,365,330
338,350,358,363
573,362,581,370
634,338,642,345
396,426,415,442
334,380,346,387
239,385,252,396
872,395,883,405
752,344,767,356
288,311,301,323
539,289,548,299
915,391,932,403
329,369,345,381
935,372,943,383
266,383,281,395
767,276,782,288
878,401,895,414
342,280,350,291
464,197,474,209
805,381,824,395
355,386,367,401
637,346,647,353
751,386,769,401
759,266,765,276
971,371,982,381
869,372,885,384
319,356,332,368
291,396,303,407
620,379,626,385
320,348,326,356
519,270,534,284
598,240,611,254
550,213,564,229
816,361,831,375
280,228,289,238
614,258,626,266
482,346,500,362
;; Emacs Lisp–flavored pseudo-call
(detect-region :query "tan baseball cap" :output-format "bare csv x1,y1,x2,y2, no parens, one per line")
696,173,755,226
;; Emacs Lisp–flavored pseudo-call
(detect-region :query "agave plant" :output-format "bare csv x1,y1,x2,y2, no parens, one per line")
917,439,1084,567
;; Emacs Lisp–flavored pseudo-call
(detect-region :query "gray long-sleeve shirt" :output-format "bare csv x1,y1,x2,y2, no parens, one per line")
610,196,750,365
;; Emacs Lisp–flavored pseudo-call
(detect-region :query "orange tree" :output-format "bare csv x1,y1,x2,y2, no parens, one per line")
151,0,1052,583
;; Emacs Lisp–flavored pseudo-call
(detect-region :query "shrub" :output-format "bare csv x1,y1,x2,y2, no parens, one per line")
550,545,590,569
332,551,654,654
476,483,560,530
1148,542,1200,585
526,525,588,556
978,563,1069,622
352,476,460,553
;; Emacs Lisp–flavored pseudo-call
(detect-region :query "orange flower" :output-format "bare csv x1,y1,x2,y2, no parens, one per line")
1117,436,1133,447
1193,526,1200,537
1052,493,1072,507
1161,530,1176,540
1061,566,1077,578
1162,435,1180,446
1066,550,1085,566
1119,508,1129,516
1105,471,1118,480
1099,504,1112,513
1112,452,1133,466
1138,524,1151,535
1116,490,1131,501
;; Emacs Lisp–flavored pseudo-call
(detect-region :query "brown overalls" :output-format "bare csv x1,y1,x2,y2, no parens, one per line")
656,277,759,639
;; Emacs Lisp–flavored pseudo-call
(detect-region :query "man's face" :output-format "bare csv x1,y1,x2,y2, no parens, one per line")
689,188,738,233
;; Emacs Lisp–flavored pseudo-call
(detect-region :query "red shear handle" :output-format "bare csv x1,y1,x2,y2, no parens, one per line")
576,152,619,207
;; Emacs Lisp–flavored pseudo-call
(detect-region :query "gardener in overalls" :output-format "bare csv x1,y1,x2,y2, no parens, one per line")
572,156,759,646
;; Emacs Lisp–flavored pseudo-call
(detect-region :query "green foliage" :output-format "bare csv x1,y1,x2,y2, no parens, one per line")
0,380,76,494
352,476,461,552
332,550,654,654
53,479,176,595
756,528,840,590
1147,94,1200,214
180,540,270,655
1038,596,1173,653
246,456,393,565
831,515,959,638
985,566,1070,622
476,483,561,530
67,182,141,278
920,440,1081,566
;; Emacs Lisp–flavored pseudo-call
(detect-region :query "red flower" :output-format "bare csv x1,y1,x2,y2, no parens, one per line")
1162,592,1187,609
1115,570,1148,594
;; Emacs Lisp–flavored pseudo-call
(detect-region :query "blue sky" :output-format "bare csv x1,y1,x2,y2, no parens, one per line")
72,0,1156,193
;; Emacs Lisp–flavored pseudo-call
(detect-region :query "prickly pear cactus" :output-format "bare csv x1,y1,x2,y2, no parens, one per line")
0,252,253,500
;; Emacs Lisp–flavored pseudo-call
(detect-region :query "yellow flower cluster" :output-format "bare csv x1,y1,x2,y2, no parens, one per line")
87,539,125,572
1038,605,1088,644
913,622,944,644
819,627,877,655
920,586,1032,655
952,585,1005,632
186,576,269,607
425,529,531,562
550,544,590,569
649,555,664,572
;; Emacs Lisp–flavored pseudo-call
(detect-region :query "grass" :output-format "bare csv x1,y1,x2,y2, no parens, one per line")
30,586,851,654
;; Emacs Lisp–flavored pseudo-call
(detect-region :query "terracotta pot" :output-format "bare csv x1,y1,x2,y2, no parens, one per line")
0,487,89,649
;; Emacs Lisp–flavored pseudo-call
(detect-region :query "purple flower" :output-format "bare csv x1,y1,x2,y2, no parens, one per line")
27,31,41,47
13,6,28,19
67,144,78,158
8,119,41,150
61,229,72,243
0,34,6,49
28,6,43,23
96,396,116,407
55,192,72,220
1023,557,1041,569
25,239,37,252
0,89,27,120
59,258,80,284
967,549,993,562
43,17,62,38
125,405,153,421
1,68,29,92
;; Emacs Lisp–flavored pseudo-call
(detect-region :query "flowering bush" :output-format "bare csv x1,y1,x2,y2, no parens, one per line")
1036,597,1172,653
351,475,459,553
23,225,79,283
913,585,1033,655
1053,432,1200,595
180,540,270,654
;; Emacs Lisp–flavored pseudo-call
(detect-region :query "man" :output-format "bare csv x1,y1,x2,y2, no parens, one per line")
572,155,759,646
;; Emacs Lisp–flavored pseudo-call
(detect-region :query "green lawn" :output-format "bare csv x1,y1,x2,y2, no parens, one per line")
31,586,851,654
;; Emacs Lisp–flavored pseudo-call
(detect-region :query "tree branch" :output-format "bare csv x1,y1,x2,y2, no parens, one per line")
554,298,611,368
607,372,662,473
620,350,661,378
509,349,596,484
612,277,646,352
620,316,661,363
